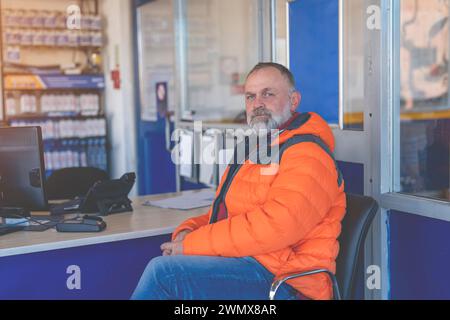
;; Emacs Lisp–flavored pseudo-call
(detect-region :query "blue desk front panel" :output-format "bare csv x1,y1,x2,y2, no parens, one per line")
0,234,170,300
389,211,450,299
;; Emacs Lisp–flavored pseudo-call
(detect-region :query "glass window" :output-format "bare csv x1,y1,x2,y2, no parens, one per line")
342,0,365,130
184,0,264,123
275,0,288,66
398,0,450,201
137,0,175,121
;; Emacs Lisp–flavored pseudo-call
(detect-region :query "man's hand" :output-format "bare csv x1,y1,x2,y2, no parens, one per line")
160,240,184,256
160,230,191,256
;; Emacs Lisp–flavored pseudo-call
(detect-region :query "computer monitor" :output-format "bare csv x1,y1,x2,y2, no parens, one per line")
0,126,48,210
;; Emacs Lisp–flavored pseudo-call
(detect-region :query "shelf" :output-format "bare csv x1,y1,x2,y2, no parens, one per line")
7,114,105,120
42,136,107,142
2,25,102,32
4,44,102,50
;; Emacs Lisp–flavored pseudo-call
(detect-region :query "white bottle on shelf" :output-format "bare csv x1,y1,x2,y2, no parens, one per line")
30,95,37,113
6,94,17,116
44,151,51,171
20,95,28,114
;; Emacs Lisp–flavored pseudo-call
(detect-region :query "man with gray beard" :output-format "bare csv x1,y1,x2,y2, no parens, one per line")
132,62,345,301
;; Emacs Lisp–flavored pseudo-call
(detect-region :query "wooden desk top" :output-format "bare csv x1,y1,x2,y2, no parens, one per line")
0,189,212,258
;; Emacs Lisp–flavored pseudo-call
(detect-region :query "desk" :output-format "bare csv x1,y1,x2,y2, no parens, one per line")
0,190,211,300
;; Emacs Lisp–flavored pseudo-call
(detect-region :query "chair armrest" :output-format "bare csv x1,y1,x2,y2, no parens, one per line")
269,268,341,300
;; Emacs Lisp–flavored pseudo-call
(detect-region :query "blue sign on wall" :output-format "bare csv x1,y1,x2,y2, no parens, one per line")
41,75,105,89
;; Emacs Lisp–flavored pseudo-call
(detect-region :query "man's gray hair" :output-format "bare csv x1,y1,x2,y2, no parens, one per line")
246,62,296,91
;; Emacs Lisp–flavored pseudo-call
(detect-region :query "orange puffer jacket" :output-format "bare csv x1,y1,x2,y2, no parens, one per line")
172,112,346,300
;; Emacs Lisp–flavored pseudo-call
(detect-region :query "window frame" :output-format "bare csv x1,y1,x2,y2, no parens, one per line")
378,0,450,219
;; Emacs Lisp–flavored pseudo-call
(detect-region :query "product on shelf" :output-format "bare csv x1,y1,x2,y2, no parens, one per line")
19,94,37,113
3,9,102,31
5,46,20,62
5,93,17,116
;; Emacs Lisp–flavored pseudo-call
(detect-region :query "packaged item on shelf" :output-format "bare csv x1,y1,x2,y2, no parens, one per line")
19,94,37,114
31,10,45,28
44,120,55,139
91,31,103,47
78,30,91,46
41,95,47,113
96,118,107,136
51,146,61,170
4,28,14,45
79,94,99,116
5,28,21,45
56,11,67,29
56,30,69,46
32,30,45,46
22,10,34,28
91,15,102,30
43,10,57,29
68,30,79,47
16,9,26,27
21,29,33,46
59,94,67,112
3,9,14,27
80,139,88,167
43,30,57,46
69,94,78,112
20,94,30,113
44,149,52,171
81,15,91,30
5,94,17,116
5,46,20,62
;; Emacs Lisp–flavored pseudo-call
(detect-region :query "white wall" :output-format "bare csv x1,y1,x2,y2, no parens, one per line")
100,0,138,194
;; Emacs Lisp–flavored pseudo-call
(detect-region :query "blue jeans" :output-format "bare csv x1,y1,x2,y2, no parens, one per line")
131,255,304,300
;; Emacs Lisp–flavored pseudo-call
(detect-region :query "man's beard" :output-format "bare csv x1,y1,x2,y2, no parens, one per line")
248,105,293,132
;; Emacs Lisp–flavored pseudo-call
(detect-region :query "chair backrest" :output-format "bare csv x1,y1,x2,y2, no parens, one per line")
335,193,379,300
46,167,109,200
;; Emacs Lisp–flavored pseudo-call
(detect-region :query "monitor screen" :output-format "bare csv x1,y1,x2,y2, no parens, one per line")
0,126,48,210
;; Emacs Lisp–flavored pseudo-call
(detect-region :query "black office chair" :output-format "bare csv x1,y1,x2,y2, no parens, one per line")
46,167,109,200
269,193,379,300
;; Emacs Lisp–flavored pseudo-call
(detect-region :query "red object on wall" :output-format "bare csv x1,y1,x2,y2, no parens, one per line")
111,69,121,89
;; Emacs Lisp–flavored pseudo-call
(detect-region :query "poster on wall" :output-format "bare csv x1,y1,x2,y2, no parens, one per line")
156,81,168,117
140,70,172,121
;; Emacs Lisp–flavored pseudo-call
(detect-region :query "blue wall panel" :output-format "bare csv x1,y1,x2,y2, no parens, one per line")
337,161,364,195
389,211,450,299
289,0,339,124
0,234,170,300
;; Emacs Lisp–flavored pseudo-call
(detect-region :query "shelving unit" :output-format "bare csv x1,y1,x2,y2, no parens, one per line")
0,0,109,177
